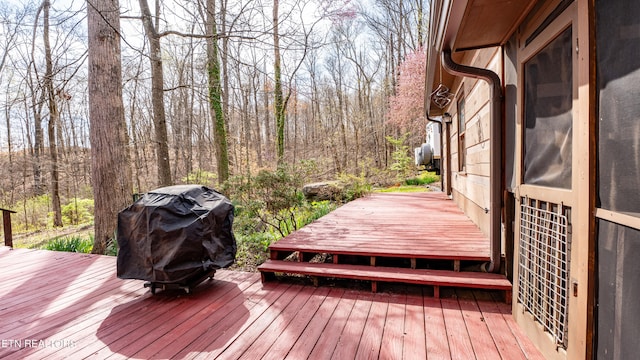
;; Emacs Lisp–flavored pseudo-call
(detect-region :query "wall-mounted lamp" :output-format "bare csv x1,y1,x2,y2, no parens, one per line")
443,112,453,124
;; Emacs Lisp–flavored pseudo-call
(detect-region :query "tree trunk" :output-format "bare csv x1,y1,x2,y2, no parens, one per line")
28,12,45,196
252,71,263,167
206,0,230,183
87,0,133,254
139,0,172,187
273,0,286,164
4,82,15,203
263,63,272,159
42,0,62,227
129,57,144,192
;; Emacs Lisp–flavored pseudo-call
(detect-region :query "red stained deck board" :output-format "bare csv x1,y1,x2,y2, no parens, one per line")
0,259,120,326
306,290,359,360
36,272,243,360
283,287,345,360
0,273,141,342
223,286,318,360
456,291,502,360
204,284,304,360
268,192,491,261
0,248,545,360
264,286,333,359
259,260,512,290
441,298,477,359
0,255,109,299
424,297,452,359
473,291,545,360
355,292,389,359
0,258,139,337
87,273,253,360
380,293,406,359
24,273,247,360
331,292,375,359
108,274,262,360
183,281,294,360
403,290,427,360
493,293,548,360
0,251,106,296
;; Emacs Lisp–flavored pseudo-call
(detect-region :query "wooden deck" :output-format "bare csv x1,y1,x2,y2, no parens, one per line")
268,192,490,261
0,247,543,359
260,192,511,297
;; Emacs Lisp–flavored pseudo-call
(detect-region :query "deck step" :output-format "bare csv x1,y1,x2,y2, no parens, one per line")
258,260,512,302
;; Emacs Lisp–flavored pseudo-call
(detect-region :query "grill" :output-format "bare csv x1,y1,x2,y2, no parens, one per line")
117,185,236,294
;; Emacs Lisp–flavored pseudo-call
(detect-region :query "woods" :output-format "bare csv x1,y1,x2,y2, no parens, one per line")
0,0,429,252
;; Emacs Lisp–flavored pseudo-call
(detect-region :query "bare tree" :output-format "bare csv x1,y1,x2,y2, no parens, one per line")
205,0,230,183
87,0,133,254
138,0,172,186
272,0,285,164
41,0,62,226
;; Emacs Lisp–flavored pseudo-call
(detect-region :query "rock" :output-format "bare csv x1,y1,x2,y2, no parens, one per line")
302,181,342,201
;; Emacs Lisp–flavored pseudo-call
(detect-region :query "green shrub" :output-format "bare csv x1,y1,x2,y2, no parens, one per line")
337,173,372,202
222,163,351,269
181,169,217,186
376,185,429,193
404,171,440,186
386,134,415,182
43,235,93,253
240,165,306,238
61,198,94,225
105,236,118,256
10,194,52,232
232,232,276,271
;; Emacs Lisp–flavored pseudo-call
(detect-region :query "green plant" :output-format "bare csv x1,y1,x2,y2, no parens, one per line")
376,185,429,193
295,159,320,182
232,232,276,271
42,235,93,253
105,235,118,256
61,198,94,226
404,171,440,186
11,194,52,232
181,169,217,186
297,201,337,227
244,165,305,237
386,134,415,181
337,173,372,201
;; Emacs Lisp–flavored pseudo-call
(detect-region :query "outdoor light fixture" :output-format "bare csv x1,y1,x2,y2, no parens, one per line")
443,112,453,123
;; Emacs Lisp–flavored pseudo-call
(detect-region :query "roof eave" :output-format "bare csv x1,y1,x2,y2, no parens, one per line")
425,0,538,117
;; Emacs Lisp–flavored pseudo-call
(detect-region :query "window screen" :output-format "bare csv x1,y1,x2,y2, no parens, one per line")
596,0,640,358
523,27,573,189
596,0,640,217
597,220,640,360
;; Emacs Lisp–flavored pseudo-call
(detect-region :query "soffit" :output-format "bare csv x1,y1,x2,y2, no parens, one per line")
426,0,537,116
455,0,536,51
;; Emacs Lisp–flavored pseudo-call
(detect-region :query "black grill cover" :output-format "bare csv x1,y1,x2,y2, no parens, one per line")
117,185,236,283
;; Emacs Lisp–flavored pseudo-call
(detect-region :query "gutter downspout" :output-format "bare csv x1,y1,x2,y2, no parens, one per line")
441,48,503,273
425,115,444,191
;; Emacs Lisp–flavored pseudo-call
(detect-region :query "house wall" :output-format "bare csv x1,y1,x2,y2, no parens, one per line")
442,47,502,238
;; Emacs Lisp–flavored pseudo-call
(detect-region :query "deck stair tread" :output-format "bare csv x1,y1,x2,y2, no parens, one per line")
268,244,491,261
258,259,511,290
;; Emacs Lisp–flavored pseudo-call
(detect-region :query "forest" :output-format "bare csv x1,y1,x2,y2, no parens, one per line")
0,0,430,259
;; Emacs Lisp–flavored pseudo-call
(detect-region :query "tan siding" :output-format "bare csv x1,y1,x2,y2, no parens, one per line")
444,47,501,235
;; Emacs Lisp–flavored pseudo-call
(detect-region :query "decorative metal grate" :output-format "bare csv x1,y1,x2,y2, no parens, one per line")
518,198,570,349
